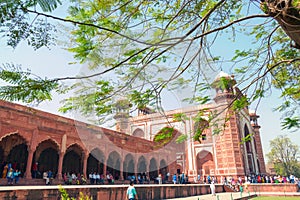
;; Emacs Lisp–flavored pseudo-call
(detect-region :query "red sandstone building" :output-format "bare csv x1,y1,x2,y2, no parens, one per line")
0,72,266,181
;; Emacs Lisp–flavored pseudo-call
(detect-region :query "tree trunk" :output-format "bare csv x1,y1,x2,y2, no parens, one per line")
262,0,300,48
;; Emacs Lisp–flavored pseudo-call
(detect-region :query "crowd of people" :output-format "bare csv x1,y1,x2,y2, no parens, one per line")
219,174,299,185
62,172,87,185
1,162,22,185
87,172,115,185
61,171,119,185
2,160,299,189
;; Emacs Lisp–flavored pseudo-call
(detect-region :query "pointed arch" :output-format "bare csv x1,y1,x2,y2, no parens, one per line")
63,144,84,174
159,159,168,181
137,156,147,174
196,150,214,176
0,133,28,176
0,133,28,158
149,157,158,181
35,139,59,160
35,139,59,176
132,128,145,138
106,151,121,179
87,148,105,175
244,124,255,173
0,132,29,146
123,154,135,179
8,143,28,177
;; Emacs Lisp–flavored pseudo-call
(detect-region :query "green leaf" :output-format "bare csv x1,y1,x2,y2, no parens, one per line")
281,117,300,130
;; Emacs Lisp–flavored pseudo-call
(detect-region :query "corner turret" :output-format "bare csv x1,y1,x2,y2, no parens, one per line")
113,98,132,134
212,71,237,103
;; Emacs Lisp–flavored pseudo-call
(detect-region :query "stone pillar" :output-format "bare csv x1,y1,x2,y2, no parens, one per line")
135,160,138,176
250,112,266,174
250,137,259,174
25,149,34,179
97,161,101,173
83,152,88,178
58,134,67,180
187,116,196,180
57,152,64,180
242,144,250,174
103,163,107,176
119,160,124,180
157,158,160,176
253,126,266,173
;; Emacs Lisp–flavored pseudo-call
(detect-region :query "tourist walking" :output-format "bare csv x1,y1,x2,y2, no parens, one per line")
126,180,138,200
210,181,216,196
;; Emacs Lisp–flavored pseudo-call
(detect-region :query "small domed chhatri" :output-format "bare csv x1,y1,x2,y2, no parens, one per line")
214,71,232,81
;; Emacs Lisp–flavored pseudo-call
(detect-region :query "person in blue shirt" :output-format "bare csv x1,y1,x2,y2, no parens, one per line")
172,174,177,184
13,169,21,184
47,170,53,185
126,181,138,200
7,168,14,185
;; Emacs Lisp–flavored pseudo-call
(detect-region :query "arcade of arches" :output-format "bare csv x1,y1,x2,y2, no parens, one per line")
0,100,183,181
0,133,172,180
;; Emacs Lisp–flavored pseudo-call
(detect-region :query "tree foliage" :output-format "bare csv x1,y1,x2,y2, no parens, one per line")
266,135,300,177
0,0,299,132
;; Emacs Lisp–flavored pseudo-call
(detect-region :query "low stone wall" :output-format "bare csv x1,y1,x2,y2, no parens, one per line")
244,183,299,193
0,184,224,200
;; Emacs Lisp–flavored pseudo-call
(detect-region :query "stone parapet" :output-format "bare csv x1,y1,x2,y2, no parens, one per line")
0,184,225,200
244,183,299,193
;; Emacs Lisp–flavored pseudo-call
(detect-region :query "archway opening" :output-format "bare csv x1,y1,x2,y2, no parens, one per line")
196,151,214,178
159,159,168,182
37,148,58,177
87,148,105,175
35,139,59,178
137,156,147,174
149,158,158,181
244,124,255,174
123,154,134,180
63,144,83,174
106,151,121,180
7,143,28,177
0,133,28,177
132,128,145,138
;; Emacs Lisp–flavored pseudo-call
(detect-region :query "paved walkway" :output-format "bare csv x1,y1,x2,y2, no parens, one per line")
165,191,300,200
165,192,256,200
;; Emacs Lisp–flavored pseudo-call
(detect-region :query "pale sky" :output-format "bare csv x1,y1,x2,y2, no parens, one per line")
0,2,299,162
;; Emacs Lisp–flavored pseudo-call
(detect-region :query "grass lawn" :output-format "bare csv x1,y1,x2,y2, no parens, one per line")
252,197,300,200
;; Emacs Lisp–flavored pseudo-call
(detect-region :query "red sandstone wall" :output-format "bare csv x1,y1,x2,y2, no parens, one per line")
215,111,245,177
245,183,298,193
0,184,225,200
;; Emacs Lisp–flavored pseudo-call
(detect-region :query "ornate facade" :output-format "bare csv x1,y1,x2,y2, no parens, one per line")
119,72,266,179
